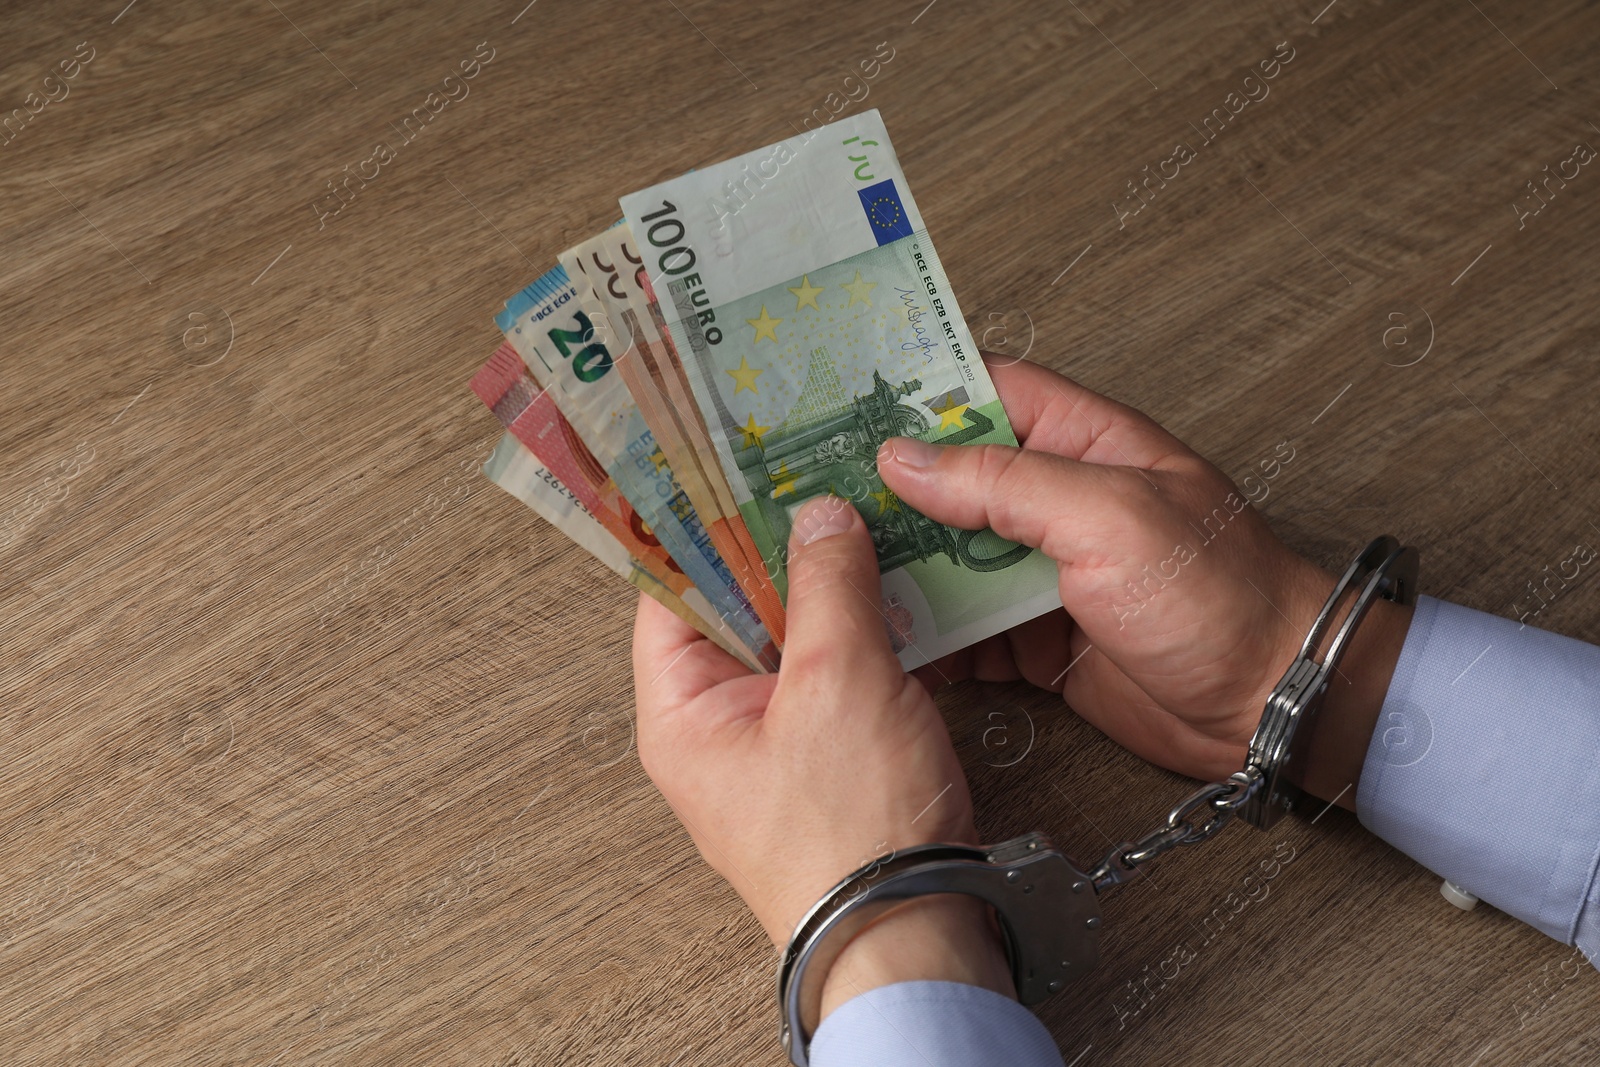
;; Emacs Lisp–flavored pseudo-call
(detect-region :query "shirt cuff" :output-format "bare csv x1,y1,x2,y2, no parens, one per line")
809,980,1065,1067
1356,595,1600,958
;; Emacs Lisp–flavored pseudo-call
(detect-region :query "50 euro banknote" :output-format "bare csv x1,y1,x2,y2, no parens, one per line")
619,109,1060,669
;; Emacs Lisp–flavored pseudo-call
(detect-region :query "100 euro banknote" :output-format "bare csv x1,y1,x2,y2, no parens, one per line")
620,109,1060,668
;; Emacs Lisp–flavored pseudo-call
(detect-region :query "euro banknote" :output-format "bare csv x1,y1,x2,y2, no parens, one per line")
479,428,756,667
559,226,788,645
619,108,1061,668
467,337,761,662
493,271,777,669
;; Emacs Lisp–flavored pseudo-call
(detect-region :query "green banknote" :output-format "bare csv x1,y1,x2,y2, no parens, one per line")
619,109,1061,669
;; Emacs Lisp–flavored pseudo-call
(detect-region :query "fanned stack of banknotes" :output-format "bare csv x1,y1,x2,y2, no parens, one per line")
469,110,1062,672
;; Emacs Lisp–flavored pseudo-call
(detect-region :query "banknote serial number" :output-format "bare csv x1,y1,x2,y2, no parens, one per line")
538,467,583,510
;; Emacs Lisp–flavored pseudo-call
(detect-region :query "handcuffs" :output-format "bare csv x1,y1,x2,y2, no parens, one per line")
777,536,1419,1065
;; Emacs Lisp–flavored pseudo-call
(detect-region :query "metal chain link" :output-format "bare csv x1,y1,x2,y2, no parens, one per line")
1082,537,1415,892
1088,767,1262,893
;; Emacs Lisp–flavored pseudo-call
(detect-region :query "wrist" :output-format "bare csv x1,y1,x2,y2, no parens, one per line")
816,893,1016,1023
1286,566,1416,811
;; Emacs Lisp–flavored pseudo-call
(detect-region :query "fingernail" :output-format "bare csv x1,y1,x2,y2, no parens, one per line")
879,436,940,469
792,495,856,546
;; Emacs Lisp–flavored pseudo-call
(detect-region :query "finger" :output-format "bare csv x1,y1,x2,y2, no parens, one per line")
631,592,750,715
1004,607,1074,692
914,614,1072,692
778,496,904,700
979,352,1193,471
910,647,971,693
971,633,1022,682
908,638,1004,692
910,661,953,696
877,436,1142,563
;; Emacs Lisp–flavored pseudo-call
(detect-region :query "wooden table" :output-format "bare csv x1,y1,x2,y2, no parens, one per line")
3,0,1596,1063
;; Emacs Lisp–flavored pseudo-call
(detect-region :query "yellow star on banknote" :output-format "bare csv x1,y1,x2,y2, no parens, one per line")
936,403,970,431
726,355,763,394
841,270,876,307
649,447,671,472
747,305,782,343
738,413,770,448
771,462,799,497
788,275,824,311
870,485,899,512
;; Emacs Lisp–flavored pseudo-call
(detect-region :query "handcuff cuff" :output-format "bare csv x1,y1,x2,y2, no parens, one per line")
777,536,1420,1065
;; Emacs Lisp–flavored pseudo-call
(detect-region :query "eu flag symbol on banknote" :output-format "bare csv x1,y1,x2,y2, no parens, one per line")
858,179,915,245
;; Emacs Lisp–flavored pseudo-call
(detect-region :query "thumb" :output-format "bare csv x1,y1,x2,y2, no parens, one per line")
779,495,902,694
877,437,1141,563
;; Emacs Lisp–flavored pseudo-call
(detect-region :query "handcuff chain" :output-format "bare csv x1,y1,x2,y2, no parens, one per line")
1087,536,1419,892
1088,768,1262,892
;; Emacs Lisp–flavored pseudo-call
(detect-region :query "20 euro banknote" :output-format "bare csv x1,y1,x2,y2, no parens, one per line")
494,268,776,667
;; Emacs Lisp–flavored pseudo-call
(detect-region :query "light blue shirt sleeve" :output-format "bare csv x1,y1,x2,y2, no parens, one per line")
810,980,1065,1067
1357,595,1600,970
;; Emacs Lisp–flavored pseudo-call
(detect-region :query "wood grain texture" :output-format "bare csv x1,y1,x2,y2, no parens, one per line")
2,0,1597,1063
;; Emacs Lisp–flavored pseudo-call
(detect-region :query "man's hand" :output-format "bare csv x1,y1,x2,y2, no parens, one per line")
883,355,1413,805
633,495,1013,1019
